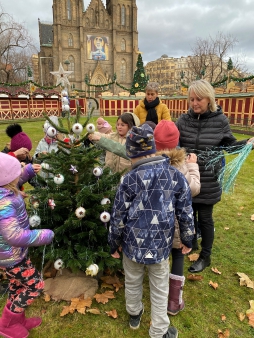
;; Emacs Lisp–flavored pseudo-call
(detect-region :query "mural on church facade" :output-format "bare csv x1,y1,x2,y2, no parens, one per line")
87,35,109,61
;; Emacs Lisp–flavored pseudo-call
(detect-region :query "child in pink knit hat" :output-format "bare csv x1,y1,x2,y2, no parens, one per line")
96,117,113,134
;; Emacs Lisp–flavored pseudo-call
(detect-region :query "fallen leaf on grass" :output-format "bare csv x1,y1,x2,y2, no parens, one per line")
60,306,71,317
218,329,230,337
60,297,92,316
240,206,244,210
187,274,203,281
105,309,118,318
100,275,124,292
237,213,242,216
86,308,101,315
44,294,51,302
224,227,229,230
209,280,218,290
236,272,254,289
94,291,115,304
246,312,254,328
188,253,199,262
211,267,222,275
251,214,254,221
237,312,245,321
221,314,226,321
101,283,114,290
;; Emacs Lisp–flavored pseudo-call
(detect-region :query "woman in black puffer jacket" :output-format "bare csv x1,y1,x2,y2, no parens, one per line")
176,79,254,273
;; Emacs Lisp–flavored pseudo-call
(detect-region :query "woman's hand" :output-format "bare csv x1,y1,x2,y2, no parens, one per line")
88,133,101,141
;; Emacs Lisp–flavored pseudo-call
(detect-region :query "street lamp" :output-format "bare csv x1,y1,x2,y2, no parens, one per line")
39,56,54,86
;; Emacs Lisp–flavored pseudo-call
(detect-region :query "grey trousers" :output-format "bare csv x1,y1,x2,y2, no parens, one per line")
123,253,170,338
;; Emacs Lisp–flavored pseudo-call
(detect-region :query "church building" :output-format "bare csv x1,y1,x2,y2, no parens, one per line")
38,0,139,96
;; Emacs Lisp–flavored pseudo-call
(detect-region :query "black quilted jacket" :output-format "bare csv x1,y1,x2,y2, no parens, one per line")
175,106,248,205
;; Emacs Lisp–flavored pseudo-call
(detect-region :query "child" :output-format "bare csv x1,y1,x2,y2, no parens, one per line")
88,112,140,173
0,153,54,338
96,117,113,134
108,124,194,338
134,82,171,124
154,120,200,315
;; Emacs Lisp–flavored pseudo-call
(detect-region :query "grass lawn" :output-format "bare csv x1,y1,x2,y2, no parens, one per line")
0,117,254,337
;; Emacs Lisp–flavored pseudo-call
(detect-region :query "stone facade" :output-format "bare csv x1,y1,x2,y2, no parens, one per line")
38,0,139,96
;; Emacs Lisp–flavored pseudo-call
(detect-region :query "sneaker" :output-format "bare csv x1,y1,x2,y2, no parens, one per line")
163,327,178,338
129,307,144,329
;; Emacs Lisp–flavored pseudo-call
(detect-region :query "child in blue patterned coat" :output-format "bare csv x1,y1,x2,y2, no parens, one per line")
108,124,194,338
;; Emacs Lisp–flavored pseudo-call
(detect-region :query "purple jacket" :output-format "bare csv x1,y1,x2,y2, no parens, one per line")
0,164,54,268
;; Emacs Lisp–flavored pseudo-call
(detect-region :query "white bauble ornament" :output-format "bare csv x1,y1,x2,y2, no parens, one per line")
54,174,64,185
100,211,111,223
85,263,99,277
75,207,86,219
101,198,111,205
54,258,64,270
93,167,103,177
72,123,83,135
29,215,41,228
62,97,69,104
62,104,70,111
86,123,95,133
46,126,57,138
41,162,50,170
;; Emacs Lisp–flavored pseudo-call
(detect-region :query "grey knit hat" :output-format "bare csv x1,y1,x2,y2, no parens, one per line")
126,124,156,158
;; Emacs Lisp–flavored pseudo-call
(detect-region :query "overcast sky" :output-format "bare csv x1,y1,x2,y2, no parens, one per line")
2,0,254,72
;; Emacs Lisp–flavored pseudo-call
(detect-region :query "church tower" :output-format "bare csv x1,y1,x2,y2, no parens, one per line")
38,0,139,95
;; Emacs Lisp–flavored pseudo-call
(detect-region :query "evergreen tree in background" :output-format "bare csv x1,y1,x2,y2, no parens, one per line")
130,53,149,95
29,109,122,273
227,57,233,71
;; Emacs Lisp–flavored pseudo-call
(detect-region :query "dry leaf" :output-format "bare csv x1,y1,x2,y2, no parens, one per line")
187,274,203,281
94,290,115,304
224,227,229,230
101,283,114,290
86,308,101,315
246,312,254,328
188,253,199,262
236,272,254,289
237,213,242,216
100,275,124,291
240,206,244,210
218,329,230,337
237,312,245,321
251,214,254,221
209,280,218,290
221,314,226,321
76,299,92,314
60,306,71,317
105,309,118,319
113,283,123,292
211,267,222,275
44,294,51,302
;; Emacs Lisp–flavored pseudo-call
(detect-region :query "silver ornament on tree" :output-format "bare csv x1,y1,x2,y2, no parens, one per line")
29,215,41,228
54,174,65,185
69,165,78,174
93,167,103,177
75,207,86,219
100,211,111,223
86,123,95,133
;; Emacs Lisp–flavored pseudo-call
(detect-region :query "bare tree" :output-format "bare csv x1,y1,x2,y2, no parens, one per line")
0,4,37,83
184,32,247,85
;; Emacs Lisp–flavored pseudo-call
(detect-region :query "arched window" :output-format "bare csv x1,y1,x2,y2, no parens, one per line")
121,5,125,25
120,59,126,81
69,56,75,79
121,39,126,51
67,0,72,20
68,34,73,47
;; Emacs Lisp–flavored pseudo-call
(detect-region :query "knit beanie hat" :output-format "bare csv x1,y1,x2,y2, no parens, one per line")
96,117,113,134
6,124,32,152
126,124,156,158
154,120,180,150
0,152,22,186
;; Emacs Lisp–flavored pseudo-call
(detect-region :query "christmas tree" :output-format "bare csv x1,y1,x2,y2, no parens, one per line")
130,53,149,95
29,100,122,274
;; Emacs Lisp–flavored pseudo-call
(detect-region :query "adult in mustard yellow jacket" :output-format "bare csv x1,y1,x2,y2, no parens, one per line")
134,81,171,124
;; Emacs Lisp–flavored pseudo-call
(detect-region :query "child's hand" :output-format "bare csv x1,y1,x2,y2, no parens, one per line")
88,133,101,141
181,244,192,255
32,164,42,173
111,250,120,259
186,153,197,163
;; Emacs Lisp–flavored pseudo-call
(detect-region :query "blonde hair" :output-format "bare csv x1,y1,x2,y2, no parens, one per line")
188,79,217,112
145,82,159,93
3,181,19,195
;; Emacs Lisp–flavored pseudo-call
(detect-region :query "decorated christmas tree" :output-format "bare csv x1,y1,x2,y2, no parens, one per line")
29,95,122,275
130,53,149,95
